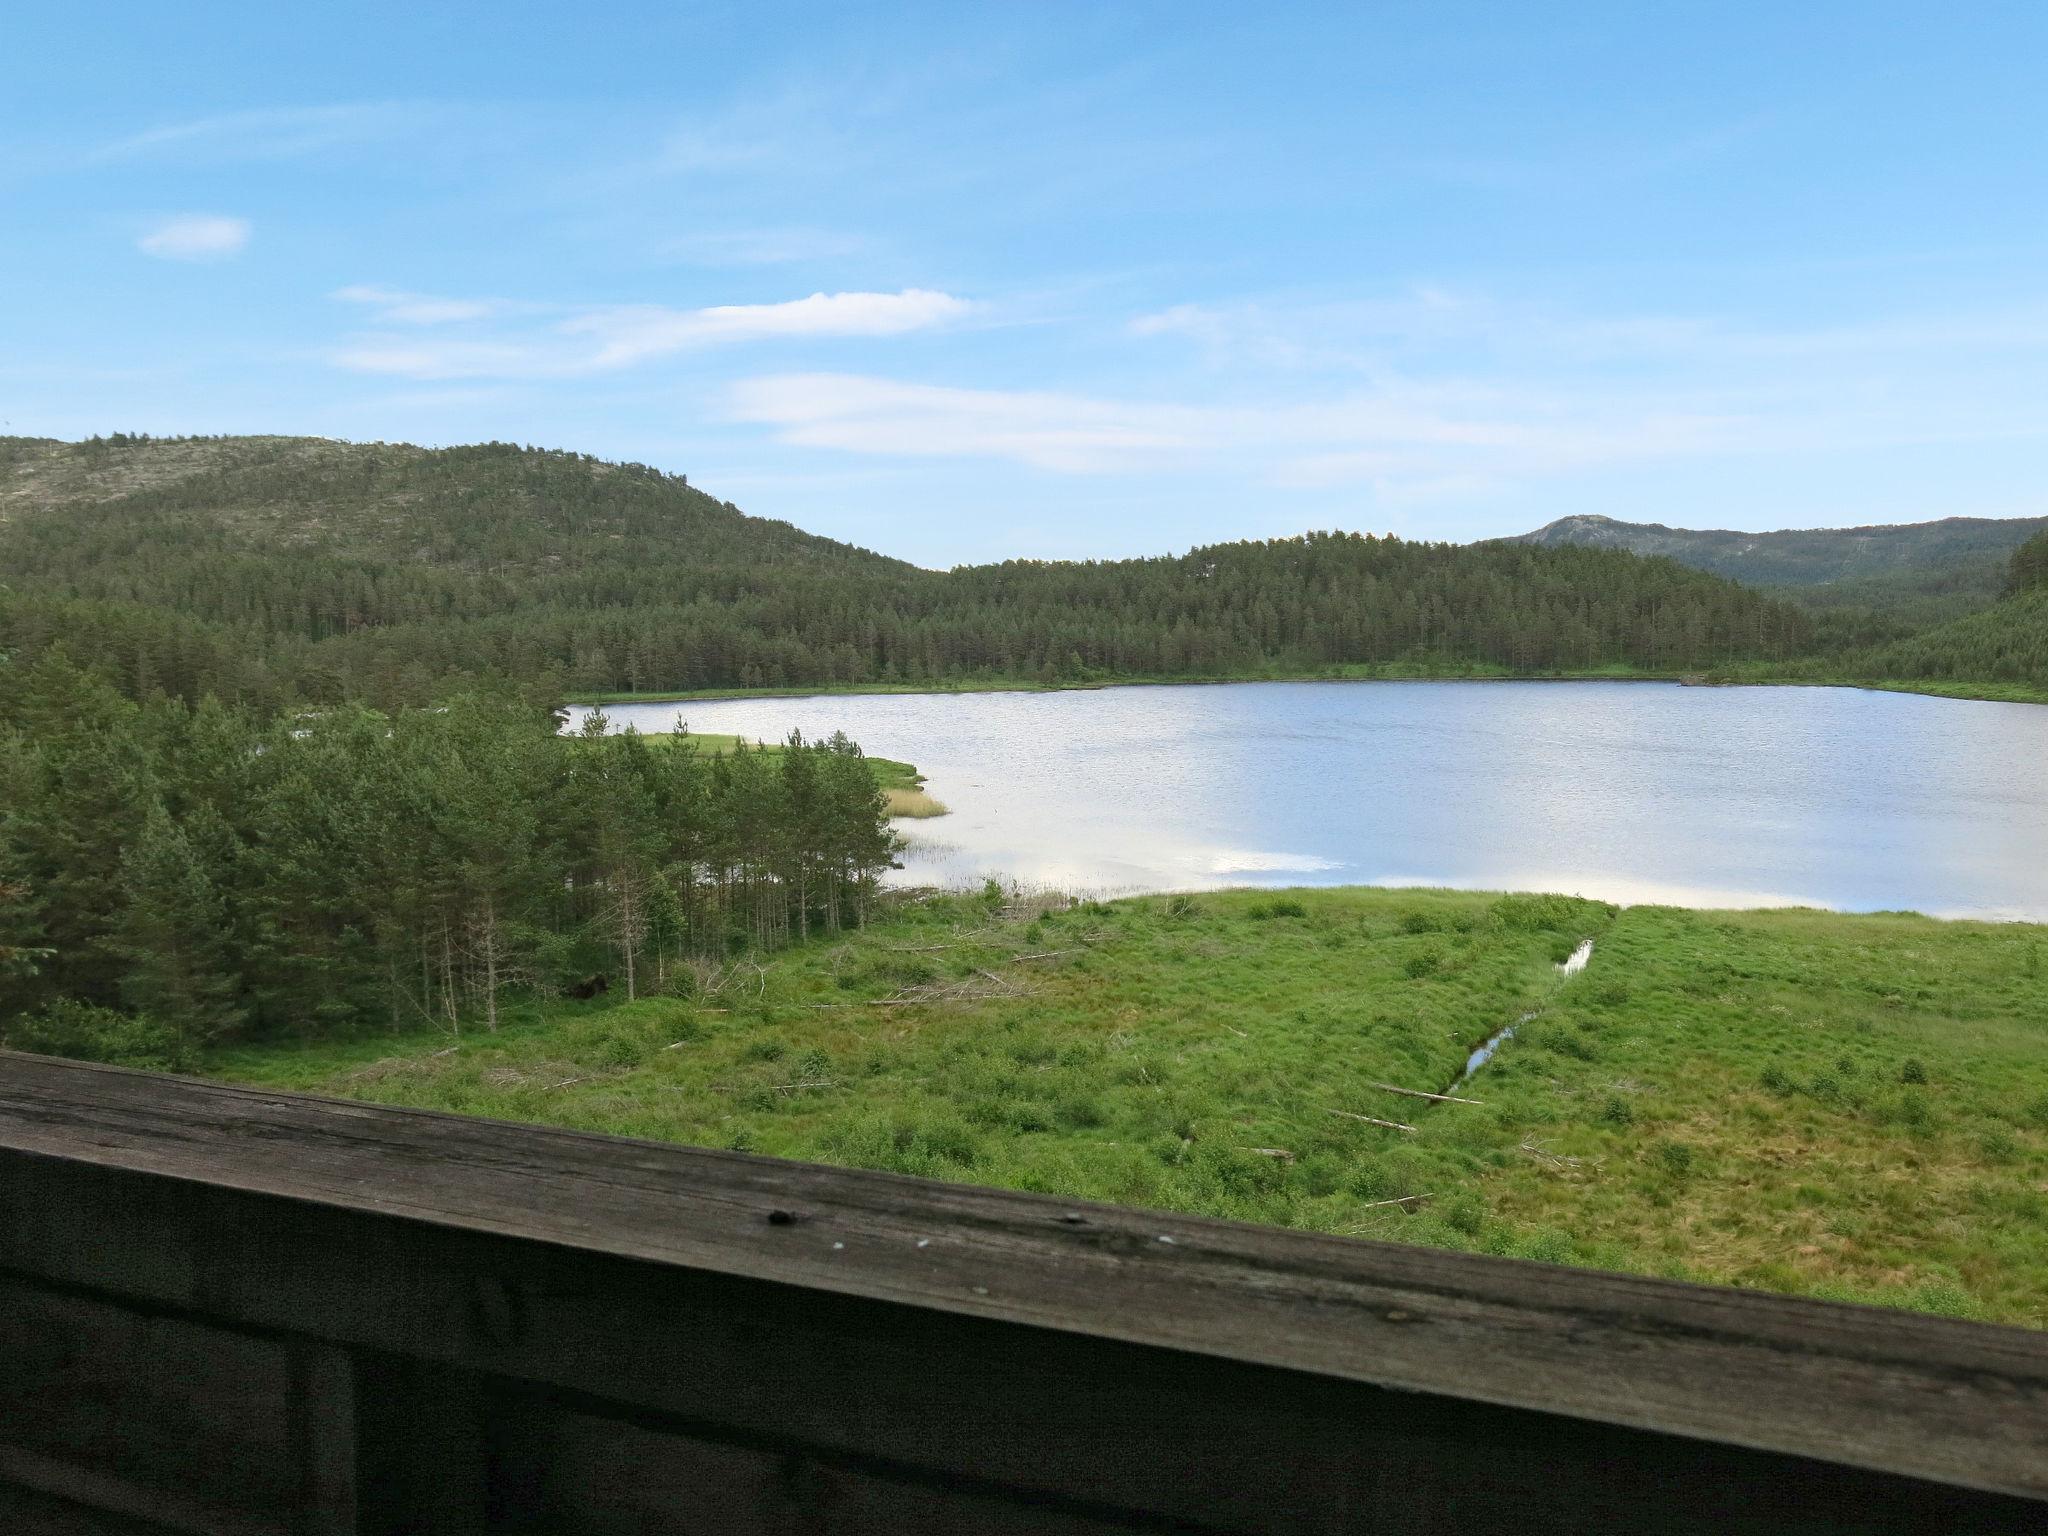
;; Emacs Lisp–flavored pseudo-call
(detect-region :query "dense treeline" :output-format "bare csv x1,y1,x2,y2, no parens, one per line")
1848,592,2048,690
2011,531,2048,596
0,650,899,1063
1833,535,2048,690
0,435,1815,705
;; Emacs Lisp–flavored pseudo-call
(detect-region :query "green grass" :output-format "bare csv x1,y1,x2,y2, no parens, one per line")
206,887,2048,1326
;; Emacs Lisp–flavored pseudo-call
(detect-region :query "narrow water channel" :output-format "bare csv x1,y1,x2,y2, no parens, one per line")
1445,938,1596,1095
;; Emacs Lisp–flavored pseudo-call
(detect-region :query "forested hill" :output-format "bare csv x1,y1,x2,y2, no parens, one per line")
0,433,1813,706
1845,530,2048,691
1512,511,2048,621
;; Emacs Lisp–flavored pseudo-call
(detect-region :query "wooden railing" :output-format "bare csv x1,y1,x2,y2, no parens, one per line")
0,1049,2043,1533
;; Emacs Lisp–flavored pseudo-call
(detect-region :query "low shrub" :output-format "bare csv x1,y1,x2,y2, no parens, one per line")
1654,1140,1696,1177
2,999,194,1072
1402,945,1443,979
1248,897,1309,921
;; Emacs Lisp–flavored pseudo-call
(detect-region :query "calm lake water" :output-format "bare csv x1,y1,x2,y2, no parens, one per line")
565,682,2048,921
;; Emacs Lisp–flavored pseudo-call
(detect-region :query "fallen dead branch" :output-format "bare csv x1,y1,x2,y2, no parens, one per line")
545,1066,634,1091
1359,1193,1432,1209
709,1077,835,1095
1009,949,1082,963
1326,1108,1417,1133
1370,1081,1483,1106
867,972,1036,1007
1244,1147,1295,1161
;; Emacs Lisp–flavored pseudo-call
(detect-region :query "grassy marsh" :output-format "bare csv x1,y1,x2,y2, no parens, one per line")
882,787,949,817
208,886,2048,1325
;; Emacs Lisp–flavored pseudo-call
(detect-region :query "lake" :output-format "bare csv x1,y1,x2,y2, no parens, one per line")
565,682,2048,920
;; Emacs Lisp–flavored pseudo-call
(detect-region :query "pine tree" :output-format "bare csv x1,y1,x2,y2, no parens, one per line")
111,804,244,1046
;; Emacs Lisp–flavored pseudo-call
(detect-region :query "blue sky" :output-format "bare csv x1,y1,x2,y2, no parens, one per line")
7,2,2048,566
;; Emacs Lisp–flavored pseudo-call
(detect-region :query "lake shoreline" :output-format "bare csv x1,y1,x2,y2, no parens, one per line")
568,667,2048,710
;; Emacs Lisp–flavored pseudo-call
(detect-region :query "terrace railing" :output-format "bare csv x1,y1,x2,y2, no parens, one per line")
1,1049,2043,1533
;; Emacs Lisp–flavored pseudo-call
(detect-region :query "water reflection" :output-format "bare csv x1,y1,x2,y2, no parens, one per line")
566,681,2048,920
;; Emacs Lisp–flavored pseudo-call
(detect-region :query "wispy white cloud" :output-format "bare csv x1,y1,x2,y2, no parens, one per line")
138,215,250,261
94,103,423,163
728,374,1196,472
332,285,506,325
724,371,1731,481
328,288,972,379
567,290,971,368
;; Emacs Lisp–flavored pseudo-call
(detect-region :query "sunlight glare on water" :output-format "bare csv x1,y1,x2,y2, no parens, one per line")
567,681,2048,920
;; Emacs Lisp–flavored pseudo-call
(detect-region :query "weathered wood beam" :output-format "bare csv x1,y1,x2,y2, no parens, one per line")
0,1051,2043,1533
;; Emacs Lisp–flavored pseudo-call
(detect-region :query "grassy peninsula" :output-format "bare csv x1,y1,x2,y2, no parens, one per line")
209,884,2048,1327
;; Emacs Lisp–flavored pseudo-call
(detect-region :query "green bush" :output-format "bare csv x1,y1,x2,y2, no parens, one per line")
1899,1057,1928,1085
1599,1094,1636,1127
1655,1141,1696,1177
1440,1192,1487,1236
1547,1027,1598,1062
3,999,194,1072
1402,945,1443,979
1248,897,1308,921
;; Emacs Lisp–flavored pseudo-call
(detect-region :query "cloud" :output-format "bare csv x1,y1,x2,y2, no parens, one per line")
728,374,1196,472
137,215,250,261
568,290,971,368
332,285,503,325
725,371,1739,482
329,288,972,379
96,104,420,163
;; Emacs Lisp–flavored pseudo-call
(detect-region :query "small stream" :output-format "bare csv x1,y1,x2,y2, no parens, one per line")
1444,938,1596,1094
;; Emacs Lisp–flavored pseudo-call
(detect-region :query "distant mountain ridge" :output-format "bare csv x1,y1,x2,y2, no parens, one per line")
1510,512,2048,592
0,433,1813,705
